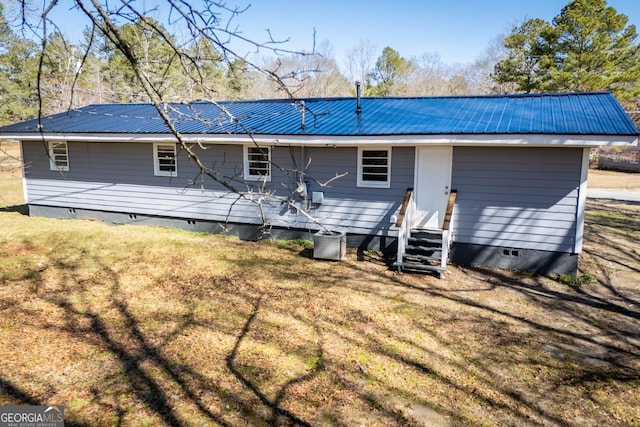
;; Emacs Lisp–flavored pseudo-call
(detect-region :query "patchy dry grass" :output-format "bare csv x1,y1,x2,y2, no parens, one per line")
0,141,23,208
0,152,639,426
588,169,640,189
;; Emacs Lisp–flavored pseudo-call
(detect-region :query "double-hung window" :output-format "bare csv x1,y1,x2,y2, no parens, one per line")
48,141,69,171
244,146,271,181
358,147,391,188
154,143,177,177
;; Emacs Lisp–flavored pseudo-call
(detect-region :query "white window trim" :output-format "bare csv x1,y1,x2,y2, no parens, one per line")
153,143,178,177
357,147,391,188
48,141,69,171
243,145,271,182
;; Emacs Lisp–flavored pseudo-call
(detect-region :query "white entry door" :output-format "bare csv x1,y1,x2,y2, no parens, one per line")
415,147,453,229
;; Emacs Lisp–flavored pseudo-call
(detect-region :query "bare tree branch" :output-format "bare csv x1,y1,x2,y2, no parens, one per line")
19,0,348,235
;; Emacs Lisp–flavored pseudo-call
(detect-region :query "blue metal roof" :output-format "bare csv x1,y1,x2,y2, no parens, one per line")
1,92,638,137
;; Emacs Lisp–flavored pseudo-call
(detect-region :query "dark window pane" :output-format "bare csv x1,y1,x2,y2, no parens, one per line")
362,173,388,181
361,149,389,183
248,147,270,177
362,150,387,157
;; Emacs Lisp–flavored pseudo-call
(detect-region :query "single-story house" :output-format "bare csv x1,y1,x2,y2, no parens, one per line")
1,92,638,275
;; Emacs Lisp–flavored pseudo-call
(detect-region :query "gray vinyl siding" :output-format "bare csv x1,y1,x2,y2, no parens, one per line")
22,141,413,236
451,147,581,252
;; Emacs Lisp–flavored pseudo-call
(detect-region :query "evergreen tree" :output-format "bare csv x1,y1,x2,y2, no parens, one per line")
226,58,249,98
494,0,640,100
550,0,639,98
183,36,226,100
76,26,113,105
39,31,77,113
0,4,38,124
370,47,410,96
493,19,556,93
104,17,182,102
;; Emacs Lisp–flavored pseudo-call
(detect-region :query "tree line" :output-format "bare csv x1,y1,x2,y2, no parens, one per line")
0,0,638,126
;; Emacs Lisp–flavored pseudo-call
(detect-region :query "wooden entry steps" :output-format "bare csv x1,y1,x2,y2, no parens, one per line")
393,228,447,279
394,189,457,279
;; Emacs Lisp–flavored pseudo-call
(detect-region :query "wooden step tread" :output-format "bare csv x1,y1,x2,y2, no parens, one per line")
404,253,441,262
411,228,444,234
393,261,446,272
408,237,442,245
406,244,443,252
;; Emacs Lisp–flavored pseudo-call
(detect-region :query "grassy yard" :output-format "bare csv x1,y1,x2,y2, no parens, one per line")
0,141,23,208
1,146,639,426
588,168,640,189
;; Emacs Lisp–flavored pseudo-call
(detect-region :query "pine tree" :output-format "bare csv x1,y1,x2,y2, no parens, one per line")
494,0,640,100
104,17,183,102
550,0,639,98
0,4,38,124
371,47,410,96
492,19,556,93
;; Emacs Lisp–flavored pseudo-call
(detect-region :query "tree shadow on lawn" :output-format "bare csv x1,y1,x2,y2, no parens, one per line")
364,201,638,423
99,245,639,425
0,237,432,425
1,213,639,426
256,239,640,425
582,200,640,308
225,295,318,427
1,247,234,426
273,198,640,424
369,264,638,424
44,260,266,427
0,246,344,426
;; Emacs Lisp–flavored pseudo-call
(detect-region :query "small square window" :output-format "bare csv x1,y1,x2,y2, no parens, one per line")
358,147,391,188
154,143,177,177
49,141,69,171
244,146,271,181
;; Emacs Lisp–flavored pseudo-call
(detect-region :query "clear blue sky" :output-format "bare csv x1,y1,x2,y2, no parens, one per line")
47,0,640,65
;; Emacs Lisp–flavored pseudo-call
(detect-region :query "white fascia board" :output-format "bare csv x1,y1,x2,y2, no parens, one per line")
6,132,638,147
187,133,638,147
3,133,179,142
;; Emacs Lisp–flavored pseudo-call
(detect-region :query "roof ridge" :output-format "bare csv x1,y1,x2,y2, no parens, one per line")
77,91,615,109
354,91,613,101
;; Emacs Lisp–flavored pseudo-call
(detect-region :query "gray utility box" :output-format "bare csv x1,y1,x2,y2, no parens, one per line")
313,231,347,260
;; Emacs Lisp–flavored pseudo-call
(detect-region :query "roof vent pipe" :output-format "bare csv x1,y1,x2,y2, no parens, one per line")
355,81,362,114
300,100,306,130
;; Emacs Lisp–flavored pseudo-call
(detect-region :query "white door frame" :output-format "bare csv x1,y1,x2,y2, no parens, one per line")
414,147,453,229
